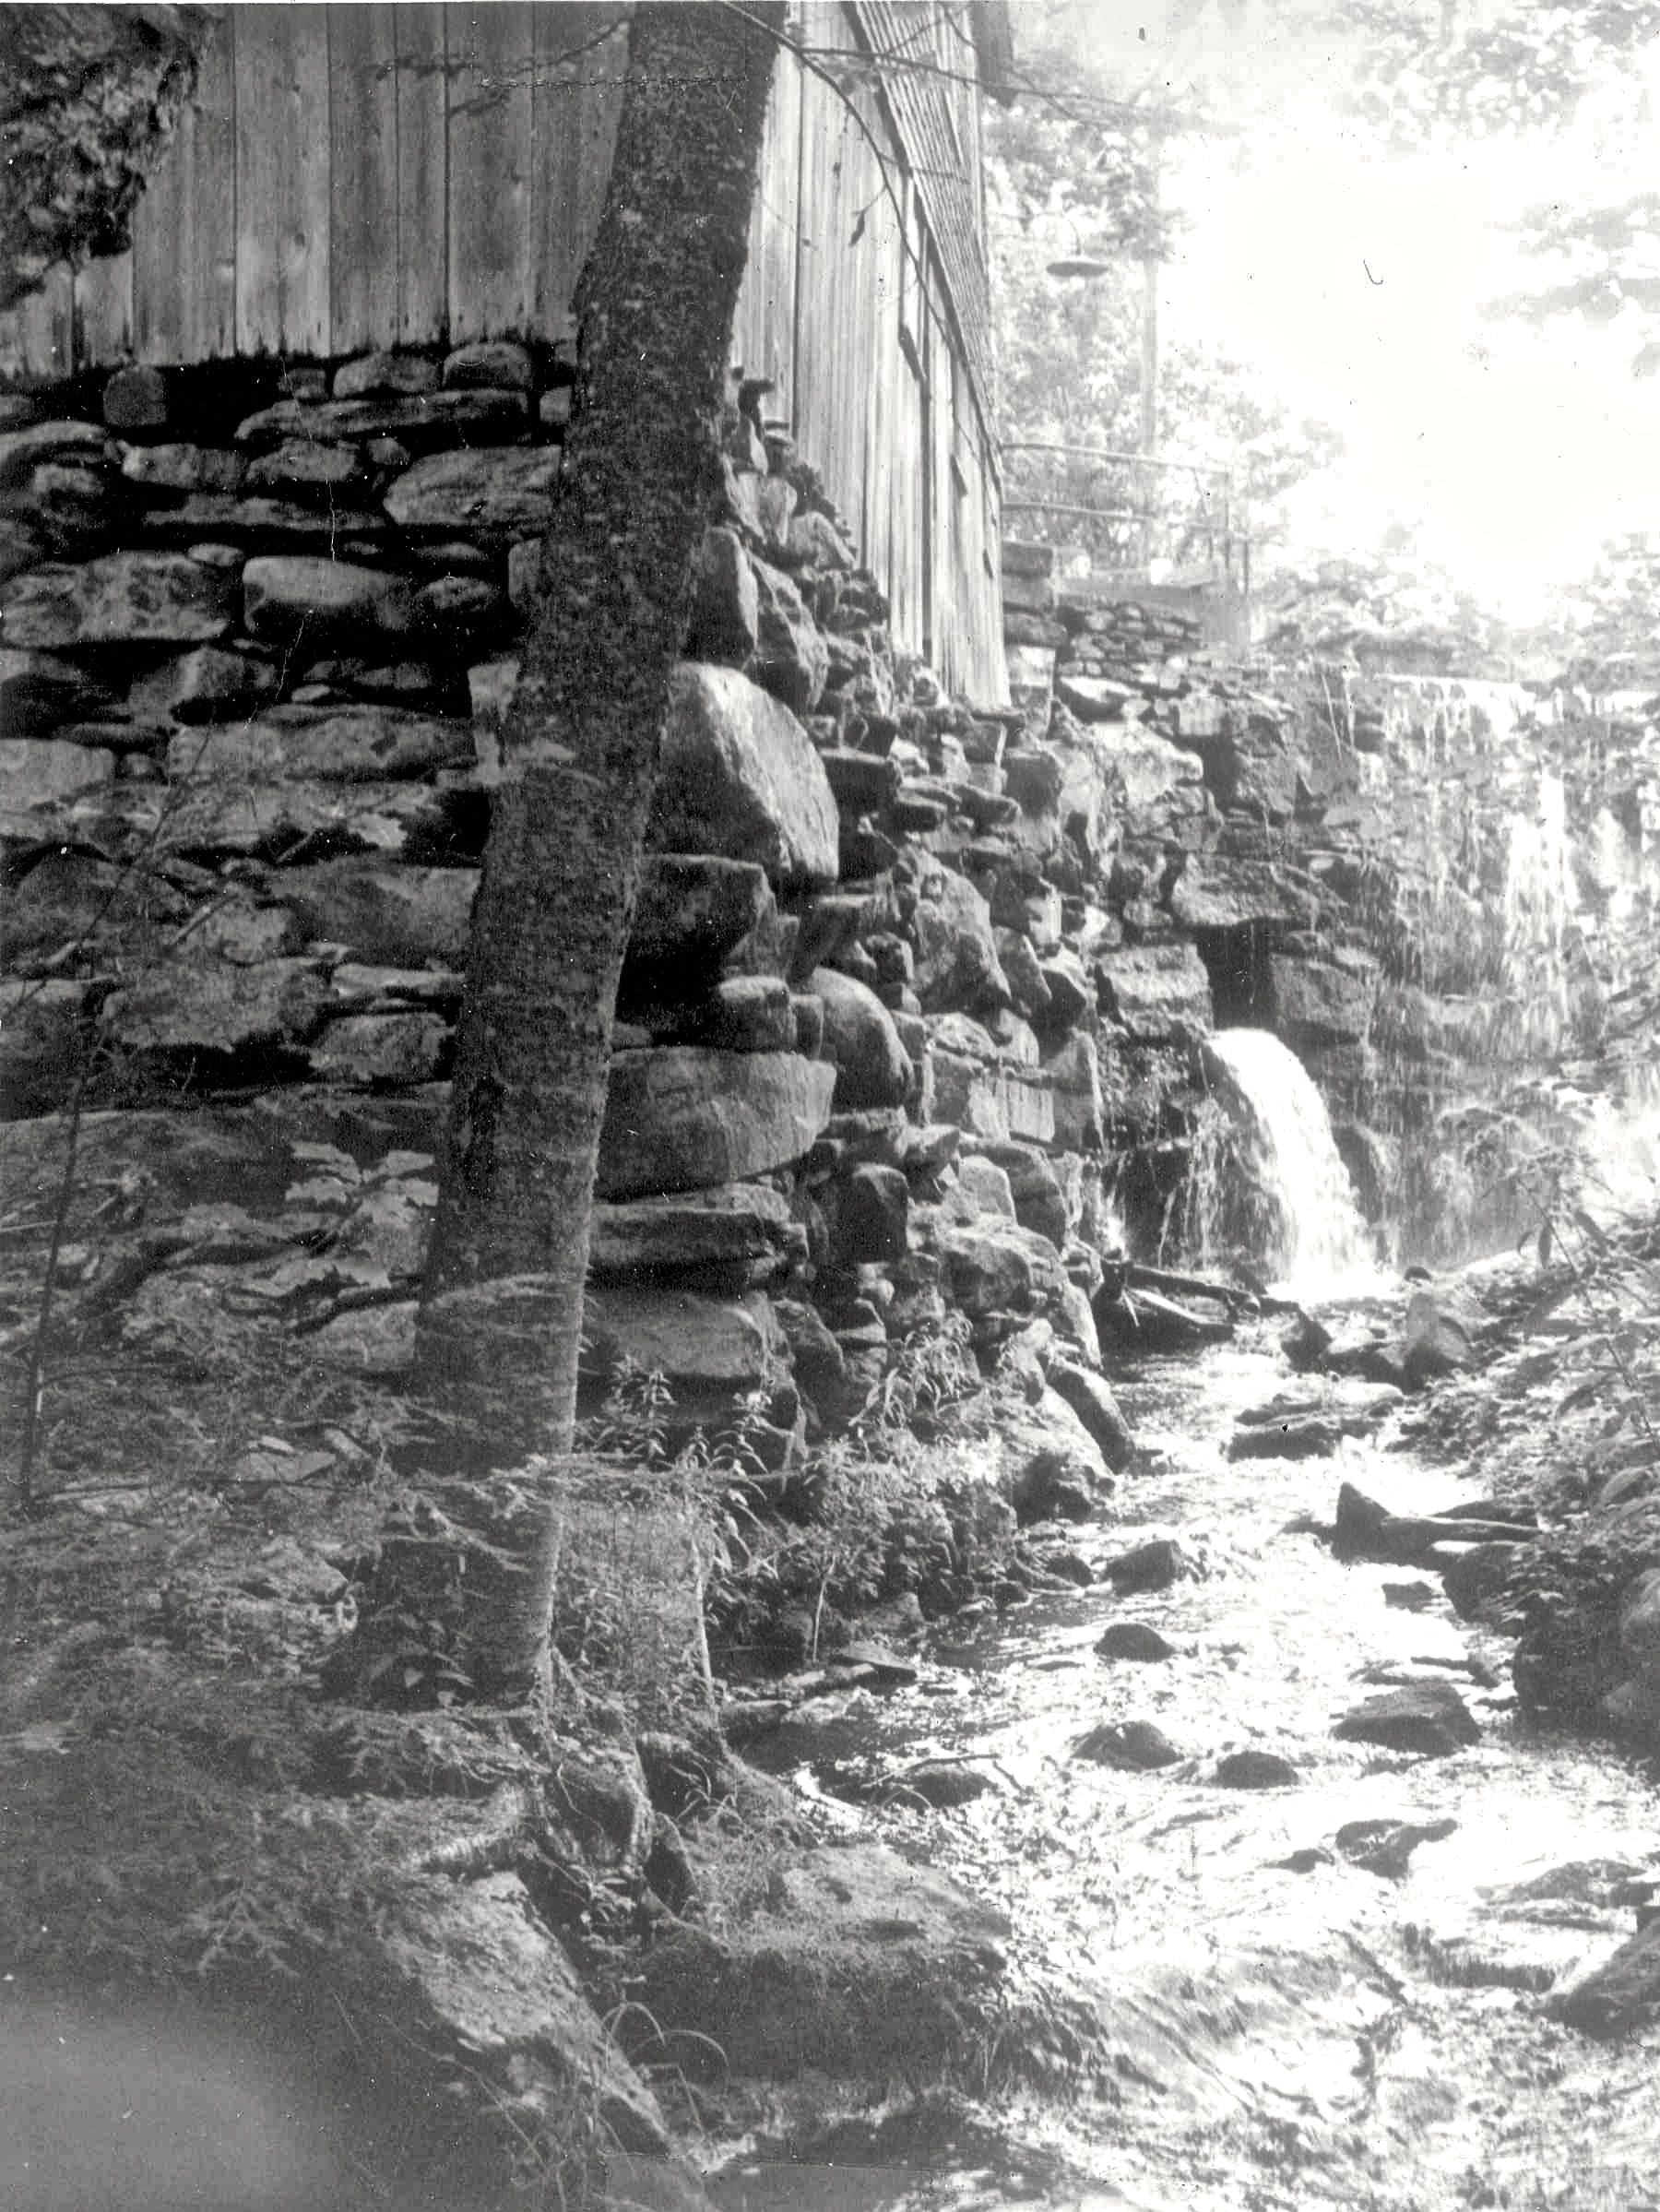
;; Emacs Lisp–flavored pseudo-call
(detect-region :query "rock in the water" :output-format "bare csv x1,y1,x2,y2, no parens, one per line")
382,446,562,538
1214,1750,1300,1789
1096,1623,1175,1663
243,555,416,646
598,1047,836,1199
1402,1287,1479,1383
1334,1815,1457,1879
1228,1415,1343,1460
1043,1362,1140,1469
1550,1918,1660,2039
895,1758,1001,1808
1441,1541,1519,1622
809,966,912,1110
1073,1719,1181,1770
650,662,838,892
1333,1680,1481,1757
0,552,234,646
1000,1389,1110,1523
634,1842,1014,2081
1102,1538,1189,1594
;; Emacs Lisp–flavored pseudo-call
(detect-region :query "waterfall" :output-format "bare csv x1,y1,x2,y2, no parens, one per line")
1189,1028,1377,1294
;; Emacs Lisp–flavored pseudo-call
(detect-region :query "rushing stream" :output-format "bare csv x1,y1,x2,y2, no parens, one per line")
726,1316,1659,2209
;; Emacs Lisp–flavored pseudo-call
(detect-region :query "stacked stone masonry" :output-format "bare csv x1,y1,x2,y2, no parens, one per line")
5,349,1654,1501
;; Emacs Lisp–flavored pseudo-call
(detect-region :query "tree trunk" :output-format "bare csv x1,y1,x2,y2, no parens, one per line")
0,6,209,308
387,2,782,1705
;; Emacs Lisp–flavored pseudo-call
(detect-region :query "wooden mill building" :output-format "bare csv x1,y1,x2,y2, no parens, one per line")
0,3,1012,701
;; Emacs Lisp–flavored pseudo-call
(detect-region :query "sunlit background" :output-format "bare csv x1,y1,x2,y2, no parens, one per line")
1043,0,1660,616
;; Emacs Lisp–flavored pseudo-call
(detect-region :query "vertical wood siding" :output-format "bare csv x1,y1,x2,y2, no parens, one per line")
0,2,1002,701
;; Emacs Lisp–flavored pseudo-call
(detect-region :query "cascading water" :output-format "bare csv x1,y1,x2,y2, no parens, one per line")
1186,1027,1376,1294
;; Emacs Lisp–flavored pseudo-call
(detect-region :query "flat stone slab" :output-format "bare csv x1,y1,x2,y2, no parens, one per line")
0,553,234,647
168,708,473,785
383,446,562,538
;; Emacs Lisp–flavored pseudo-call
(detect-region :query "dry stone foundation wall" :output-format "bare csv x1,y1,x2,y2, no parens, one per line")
6,350,1655,1509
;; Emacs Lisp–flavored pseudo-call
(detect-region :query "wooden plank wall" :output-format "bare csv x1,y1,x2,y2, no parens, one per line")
0,6,625,379
734,13,1003,700
0,0,1002,700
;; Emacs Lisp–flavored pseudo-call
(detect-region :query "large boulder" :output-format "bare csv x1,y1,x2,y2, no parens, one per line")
1333,1681,1481,1757
634,1842,1015,2083
598,1048,836,1199
0,552,234,646
999,1387,1112,1521
809,967,912,1110
649,663,837,892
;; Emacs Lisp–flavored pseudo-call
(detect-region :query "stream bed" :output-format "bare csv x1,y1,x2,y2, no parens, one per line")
718,1316,1659,2212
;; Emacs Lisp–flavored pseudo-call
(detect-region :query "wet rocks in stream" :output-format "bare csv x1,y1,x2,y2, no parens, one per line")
1101,1537,1191,1593
1095,1622,1176,1663
1072,1719,1182,1770
1212,1749,1300,1790
1334,1814,1458,1879
1333,1678,1482,1757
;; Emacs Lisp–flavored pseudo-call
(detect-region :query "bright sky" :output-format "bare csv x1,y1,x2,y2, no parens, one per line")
1064,1,1660,614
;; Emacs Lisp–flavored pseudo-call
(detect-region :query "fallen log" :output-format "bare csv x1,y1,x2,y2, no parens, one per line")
1097,1286,1234,1350
1123,1261,1251,1312
1332,1482,1536,1568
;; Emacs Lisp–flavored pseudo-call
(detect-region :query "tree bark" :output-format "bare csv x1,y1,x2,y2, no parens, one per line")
393,2,782,1704
0,6,210,308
